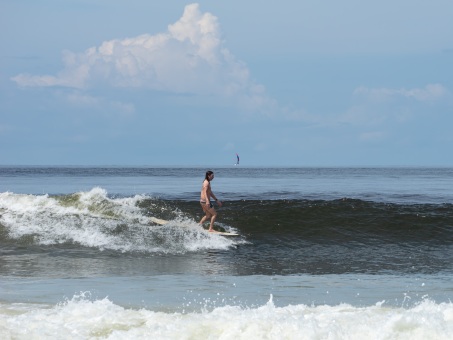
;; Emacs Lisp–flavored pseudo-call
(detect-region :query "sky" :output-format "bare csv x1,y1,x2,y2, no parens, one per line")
1,0,452,166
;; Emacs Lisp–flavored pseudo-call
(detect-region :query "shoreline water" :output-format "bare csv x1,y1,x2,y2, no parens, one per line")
1,274,451,310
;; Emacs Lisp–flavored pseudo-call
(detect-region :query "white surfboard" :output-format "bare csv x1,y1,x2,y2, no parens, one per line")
149,217,169,225
208,230,239,237
149,217,239,236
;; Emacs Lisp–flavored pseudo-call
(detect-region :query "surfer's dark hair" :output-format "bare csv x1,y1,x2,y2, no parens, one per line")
205,170,214,181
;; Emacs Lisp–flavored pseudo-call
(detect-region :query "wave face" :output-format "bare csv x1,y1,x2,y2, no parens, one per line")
215,199,453,275
2,188,452,275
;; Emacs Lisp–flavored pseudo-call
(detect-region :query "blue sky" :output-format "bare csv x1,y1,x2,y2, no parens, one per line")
1,0,452,166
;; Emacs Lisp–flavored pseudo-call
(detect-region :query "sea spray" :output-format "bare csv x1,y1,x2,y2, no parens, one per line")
1,295,452,339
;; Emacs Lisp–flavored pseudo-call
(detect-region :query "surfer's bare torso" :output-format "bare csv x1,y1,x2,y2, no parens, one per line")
200,179,212,204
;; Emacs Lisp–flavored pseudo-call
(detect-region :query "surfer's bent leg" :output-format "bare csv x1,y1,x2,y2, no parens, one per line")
199,202,213,225
208,211,217,232
200,203,217,231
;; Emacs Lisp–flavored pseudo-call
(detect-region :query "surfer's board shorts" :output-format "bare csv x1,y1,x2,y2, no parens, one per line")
200,202,215,217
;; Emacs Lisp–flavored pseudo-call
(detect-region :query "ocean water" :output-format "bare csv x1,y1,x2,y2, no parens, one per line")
1,166,453,339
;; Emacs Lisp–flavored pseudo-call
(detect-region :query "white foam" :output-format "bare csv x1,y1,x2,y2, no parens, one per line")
0,295,452,339
0,189,240,253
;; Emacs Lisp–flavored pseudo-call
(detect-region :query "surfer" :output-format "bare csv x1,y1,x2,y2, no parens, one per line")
199,170,223,232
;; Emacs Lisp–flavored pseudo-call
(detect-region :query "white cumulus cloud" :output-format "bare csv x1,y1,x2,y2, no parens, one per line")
11,3,265,103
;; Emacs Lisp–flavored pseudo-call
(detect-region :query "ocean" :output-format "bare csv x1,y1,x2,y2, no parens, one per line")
1,166,453,339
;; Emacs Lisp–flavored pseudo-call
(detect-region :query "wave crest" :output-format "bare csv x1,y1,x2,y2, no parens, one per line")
0,188,238,253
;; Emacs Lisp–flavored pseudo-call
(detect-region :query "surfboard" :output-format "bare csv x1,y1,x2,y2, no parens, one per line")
208,230,239,237
149,217,239,236
149,217,169,225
